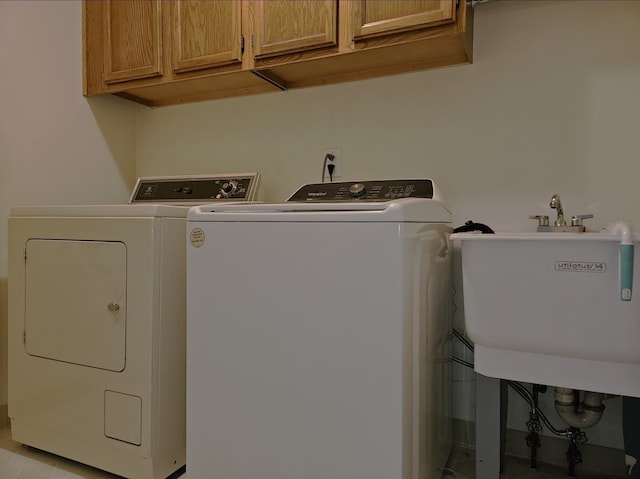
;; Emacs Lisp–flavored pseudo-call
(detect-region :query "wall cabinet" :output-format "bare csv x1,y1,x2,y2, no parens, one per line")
84,0,279,106
101,0,162,84
353,1,455,40
251,1,337,59
84,0,473,107
170,1,243,73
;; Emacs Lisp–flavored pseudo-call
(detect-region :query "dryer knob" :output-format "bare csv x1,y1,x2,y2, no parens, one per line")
349,183,366,198
221,181,237,197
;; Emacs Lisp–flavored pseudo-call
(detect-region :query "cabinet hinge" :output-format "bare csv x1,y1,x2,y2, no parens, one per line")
23,248,27,263
241,35,245,55
23,330,26,345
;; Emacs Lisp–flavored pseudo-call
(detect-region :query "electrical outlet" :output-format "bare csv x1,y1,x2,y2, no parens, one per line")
323,148,341,181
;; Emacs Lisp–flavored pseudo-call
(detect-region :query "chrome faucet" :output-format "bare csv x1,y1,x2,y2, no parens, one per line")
549,194,566,227
529,194,593,232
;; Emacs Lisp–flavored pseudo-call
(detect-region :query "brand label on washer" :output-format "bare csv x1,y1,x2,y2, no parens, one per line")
190,228,205,248
554,261,606,273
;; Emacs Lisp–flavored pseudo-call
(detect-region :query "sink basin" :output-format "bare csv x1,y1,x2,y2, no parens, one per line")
453,232,640,397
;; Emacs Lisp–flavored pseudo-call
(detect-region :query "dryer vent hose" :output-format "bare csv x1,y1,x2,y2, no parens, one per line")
453,220,495,235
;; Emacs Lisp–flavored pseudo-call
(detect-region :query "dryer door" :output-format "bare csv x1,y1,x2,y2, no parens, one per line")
24,239,127,372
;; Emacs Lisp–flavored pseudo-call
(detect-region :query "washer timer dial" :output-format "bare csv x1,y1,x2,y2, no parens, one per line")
349,183,366,198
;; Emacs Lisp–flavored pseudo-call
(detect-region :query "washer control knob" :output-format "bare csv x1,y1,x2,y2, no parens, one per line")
349,183,366,198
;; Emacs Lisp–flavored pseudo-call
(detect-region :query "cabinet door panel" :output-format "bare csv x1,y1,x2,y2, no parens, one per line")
102,0,162,84
253,0,337,58
355,0,455,39
172,0,242,74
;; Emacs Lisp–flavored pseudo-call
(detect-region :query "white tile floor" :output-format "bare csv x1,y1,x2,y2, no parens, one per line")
0,425,187,479
0,423,621,479
0,425,121,478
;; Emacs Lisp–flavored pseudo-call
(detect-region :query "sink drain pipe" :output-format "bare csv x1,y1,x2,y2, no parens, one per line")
554,388,605,429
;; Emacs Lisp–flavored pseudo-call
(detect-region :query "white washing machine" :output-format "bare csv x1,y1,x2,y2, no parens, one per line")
186,179,453,479
8,173,261,479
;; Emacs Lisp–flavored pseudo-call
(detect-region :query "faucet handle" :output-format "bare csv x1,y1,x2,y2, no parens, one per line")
530,215,550,226
571,214,594,227
530,215,551,231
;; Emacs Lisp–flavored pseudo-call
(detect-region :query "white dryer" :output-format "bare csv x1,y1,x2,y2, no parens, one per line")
186,179,453,479
8,173,261,479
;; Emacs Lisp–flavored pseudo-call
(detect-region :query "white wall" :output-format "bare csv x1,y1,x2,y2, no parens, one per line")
134,0,640,453
0,1,137,406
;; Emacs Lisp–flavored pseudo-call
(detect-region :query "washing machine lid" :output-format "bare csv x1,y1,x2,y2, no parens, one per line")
189,179,451,223
10,204,190,218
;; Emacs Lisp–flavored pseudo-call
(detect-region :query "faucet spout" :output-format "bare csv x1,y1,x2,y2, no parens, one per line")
550,194,566,227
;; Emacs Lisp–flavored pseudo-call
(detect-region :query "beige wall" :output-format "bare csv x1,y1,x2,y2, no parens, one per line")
0,1,137,406
135,1,640,233
1,0,639,459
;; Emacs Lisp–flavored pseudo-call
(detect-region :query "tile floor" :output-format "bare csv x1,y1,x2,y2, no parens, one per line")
0,425,188,479
0,423,622,479
443,446,624,479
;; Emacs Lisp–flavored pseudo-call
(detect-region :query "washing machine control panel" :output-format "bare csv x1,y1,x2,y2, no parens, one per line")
130,173,261,204
287,179,435,202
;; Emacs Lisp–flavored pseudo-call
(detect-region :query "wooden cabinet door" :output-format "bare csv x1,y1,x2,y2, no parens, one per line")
353,0,456,40
252,0,337,59
102,0,163,84
171,0,243,74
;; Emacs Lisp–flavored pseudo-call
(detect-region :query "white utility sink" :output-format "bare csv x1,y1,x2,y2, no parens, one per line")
453,231,640,397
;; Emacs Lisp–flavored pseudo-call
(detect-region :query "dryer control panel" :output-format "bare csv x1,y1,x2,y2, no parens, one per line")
130,173,261,204
287,179,435,202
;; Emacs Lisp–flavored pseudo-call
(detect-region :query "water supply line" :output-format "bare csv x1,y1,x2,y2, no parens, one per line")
554,388,605,429
452,328,574,438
